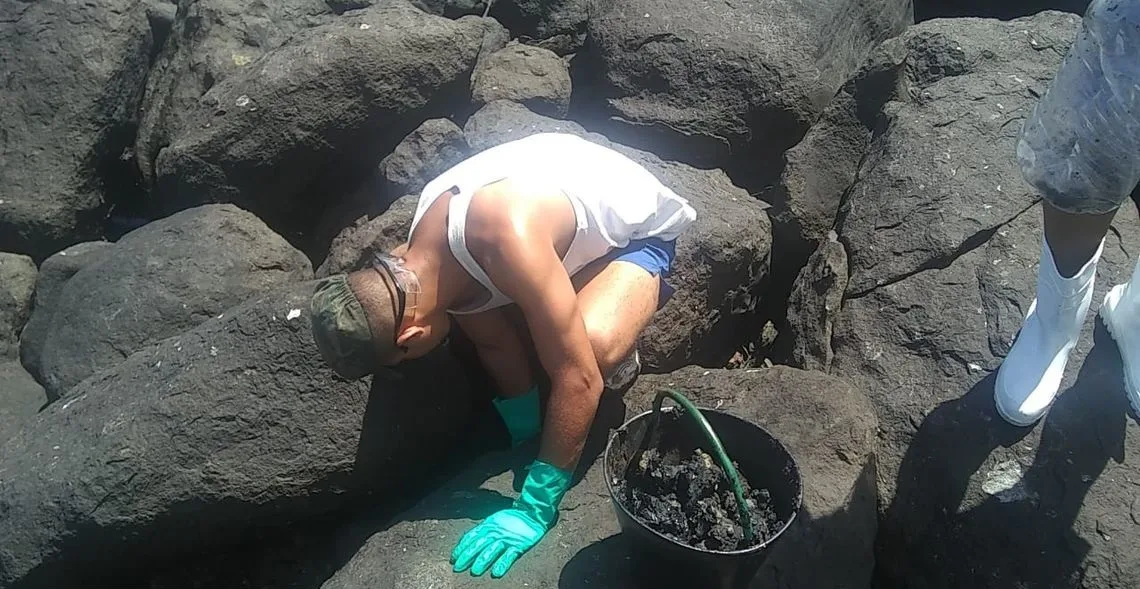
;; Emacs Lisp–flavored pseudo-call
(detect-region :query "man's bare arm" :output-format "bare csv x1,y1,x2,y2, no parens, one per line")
481,238,603,471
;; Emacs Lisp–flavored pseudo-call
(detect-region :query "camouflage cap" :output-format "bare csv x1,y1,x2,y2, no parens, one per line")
309,274,378,379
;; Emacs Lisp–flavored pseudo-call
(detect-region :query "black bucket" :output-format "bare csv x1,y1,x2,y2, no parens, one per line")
603,402,803,589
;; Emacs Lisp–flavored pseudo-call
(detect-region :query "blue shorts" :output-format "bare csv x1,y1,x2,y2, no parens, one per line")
599,237,677,309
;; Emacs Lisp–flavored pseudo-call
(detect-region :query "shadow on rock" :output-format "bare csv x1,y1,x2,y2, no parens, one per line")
878,323,1128,588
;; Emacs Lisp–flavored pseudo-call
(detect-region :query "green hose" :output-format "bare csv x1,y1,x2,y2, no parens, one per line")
647,389,756,544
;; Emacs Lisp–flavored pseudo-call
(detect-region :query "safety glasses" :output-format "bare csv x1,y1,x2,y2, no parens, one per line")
370,252,421,354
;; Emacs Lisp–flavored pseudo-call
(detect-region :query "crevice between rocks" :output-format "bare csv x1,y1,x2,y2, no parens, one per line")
846,200,1040,300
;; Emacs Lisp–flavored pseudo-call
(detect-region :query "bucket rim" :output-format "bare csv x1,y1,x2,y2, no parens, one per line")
602,405,804,556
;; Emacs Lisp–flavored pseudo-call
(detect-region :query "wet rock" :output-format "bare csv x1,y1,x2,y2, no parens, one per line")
584,0,913,168
136,0,335,189
19,205,311,401
453,101,774,371
786,234,848,372
0,281,477,589
379,119,470,196
834,12,1082,295
0,0,154,259
322,366,878,589
0,361,46,447
472,42,572,117
152,2,506,245
0,254,36,359
316,195,418,277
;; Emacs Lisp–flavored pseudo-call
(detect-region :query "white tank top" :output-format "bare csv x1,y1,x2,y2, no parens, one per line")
408,132,697,315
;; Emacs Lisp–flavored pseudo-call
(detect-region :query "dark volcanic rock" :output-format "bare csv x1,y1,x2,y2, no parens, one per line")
19,205,311,401
786,233,848,372
0,361,46,447
317,195,418,278
451,101,774,371
835,201,1140,589
915,0,1090,21
0,0,154,260
135,0,336,189
152,2,506,244
321,366,878,589
18,242,115,368
0,281,477,589
584,0,913,168
834,12,1081,295
0,254,36,359
417,0,588,54
472,42,572,117
379,119,470,197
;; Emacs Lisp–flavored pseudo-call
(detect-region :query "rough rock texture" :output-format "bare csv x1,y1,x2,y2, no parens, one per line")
768,90,877,269
835,12,1081,296
17,242,116,368
584,0,914,168
0,281,478,589
321,366,878,589
472,42,572,117
0,361,46,447
916,0,1090,21
823,13,1140,589
444,101,775,371
418,0,588,54
135,0,336,188
317,196,417,278
19,205,312,401
786,234,848,372
0,0,154,260
379,119,470,196
0,254,36,359
153,3,507,244
837,202,1140,589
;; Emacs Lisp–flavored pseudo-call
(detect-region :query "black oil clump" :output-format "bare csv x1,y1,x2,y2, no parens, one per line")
617,444,781,551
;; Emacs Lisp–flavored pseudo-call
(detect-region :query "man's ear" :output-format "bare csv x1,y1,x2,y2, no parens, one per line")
395,325,426,347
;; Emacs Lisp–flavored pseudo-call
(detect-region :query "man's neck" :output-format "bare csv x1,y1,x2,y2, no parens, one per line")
402,244,468,315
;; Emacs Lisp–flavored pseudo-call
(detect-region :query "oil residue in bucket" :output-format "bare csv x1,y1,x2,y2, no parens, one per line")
617,445,782,551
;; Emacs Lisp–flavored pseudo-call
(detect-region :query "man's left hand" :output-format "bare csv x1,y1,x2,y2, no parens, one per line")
451,460,571,578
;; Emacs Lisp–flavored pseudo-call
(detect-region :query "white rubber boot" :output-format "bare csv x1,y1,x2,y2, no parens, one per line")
995,237,1103,426
1099,254,1140,415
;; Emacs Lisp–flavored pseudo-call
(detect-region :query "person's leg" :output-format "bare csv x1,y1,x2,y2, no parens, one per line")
995,201,1115,426
570,238,676,387
1042,202,1116,277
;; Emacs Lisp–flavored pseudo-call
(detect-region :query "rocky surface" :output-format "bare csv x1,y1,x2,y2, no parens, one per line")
321,366,878,589
152,2,506,245
834,12,1081,296
0,281,478,589
317,195,418,278
417,0,588,54
135,0,336,189
472,42,572,117
916,0,1090,21
821,12,1140,589
379,119,470,197
0,254,36,359
19,205,311,401
786,234,848,372
0,0,155,260
0,361,46,447
583,0,913,168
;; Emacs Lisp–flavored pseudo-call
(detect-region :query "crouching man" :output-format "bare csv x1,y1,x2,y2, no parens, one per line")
309,132,696,579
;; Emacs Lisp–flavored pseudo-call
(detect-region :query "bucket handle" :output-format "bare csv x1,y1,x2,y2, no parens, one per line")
649,389,756,544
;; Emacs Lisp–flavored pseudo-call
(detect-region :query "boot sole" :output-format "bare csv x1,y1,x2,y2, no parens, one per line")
993,375,1048,428
1100,285,1140,417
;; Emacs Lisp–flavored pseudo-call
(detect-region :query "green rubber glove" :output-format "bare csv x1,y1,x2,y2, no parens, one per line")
451,460,572,578
491,385,541,447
